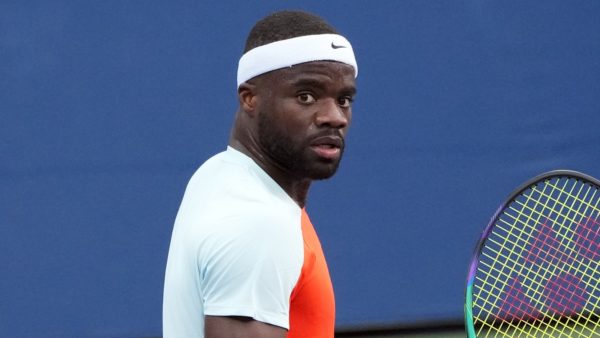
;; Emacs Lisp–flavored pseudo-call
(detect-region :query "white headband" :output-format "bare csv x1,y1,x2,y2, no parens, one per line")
237,33,358,87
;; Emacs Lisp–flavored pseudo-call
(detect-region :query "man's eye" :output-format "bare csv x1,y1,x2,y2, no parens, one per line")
298,93,316,104
338,96,354,108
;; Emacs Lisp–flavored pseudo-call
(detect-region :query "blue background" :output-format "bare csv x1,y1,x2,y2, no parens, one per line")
2,1,599,336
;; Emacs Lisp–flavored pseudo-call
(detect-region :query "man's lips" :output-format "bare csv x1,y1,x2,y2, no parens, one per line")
310,135,344,160
311,135,343,147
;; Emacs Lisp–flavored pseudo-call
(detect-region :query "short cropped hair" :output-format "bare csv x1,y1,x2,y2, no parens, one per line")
243,10,339,53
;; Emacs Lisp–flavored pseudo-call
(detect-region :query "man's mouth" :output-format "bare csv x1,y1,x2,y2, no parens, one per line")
310,136,343,160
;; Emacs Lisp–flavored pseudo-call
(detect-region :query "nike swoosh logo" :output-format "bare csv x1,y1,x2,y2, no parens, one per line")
331,42,347,49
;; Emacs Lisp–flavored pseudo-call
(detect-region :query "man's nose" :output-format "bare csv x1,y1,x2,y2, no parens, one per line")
315,98,349,128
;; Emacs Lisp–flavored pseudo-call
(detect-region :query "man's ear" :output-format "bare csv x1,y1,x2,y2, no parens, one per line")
238,83,258,117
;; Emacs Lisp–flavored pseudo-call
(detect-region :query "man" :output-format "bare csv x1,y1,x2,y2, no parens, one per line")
163,10,358,338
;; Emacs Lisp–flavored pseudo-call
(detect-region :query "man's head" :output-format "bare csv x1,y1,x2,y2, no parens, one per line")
242,10,339,53
233,10,358,181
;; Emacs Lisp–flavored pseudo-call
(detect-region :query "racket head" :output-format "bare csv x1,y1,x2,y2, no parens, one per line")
465,170,600,337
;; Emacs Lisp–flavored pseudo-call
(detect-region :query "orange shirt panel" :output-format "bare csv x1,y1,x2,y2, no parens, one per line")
288,209,335,338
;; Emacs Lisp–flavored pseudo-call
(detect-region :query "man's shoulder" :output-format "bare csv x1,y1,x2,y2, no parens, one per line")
191,148,257,184
185,149,254,194
190,148,292,207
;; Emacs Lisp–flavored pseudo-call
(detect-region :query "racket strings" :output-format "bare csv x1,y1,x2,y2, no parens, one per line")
474,250,595,334
505,182,599,338
471,176,600,337
476,223,600,337
478,178,571,336
512,181,600,322
522,181,600,333
475,180,563,337
488,202,600,336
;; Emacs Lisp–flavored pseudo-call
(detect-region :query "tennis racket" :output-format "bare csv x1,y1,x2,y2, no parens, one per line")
465,170,600,337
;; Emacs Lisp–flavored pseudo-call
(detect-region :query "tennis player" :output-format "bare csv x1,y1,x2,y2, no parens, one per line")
163,10,358,338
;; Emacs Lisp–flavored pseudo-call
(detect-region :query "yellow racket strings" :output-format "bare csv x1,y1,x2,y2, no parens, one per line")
474,178,560,337
472,177,600,337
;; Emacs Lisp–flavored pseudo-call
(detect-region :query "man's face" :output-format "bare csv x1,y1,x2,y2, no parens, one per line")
253,61,356,180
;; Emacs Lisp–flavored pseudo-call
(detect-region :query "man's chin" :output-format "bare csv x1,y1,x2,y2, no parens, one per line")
305,161,341,180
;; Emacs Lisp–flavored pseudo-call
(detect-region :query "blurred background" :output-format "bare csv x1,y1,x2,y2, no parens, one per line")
2,1,599,337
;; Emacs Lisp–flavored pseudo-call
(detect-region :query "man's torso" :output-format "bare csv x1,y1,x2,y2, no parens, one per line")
163,147,334,337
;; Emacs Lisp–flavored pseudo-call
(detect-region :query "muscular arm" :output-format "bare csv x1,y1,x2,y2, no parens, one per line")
205,316,287,338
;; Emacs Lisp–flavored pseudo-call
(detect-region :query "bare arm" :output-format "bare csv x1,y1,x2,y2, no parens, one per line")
205,316,287,338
